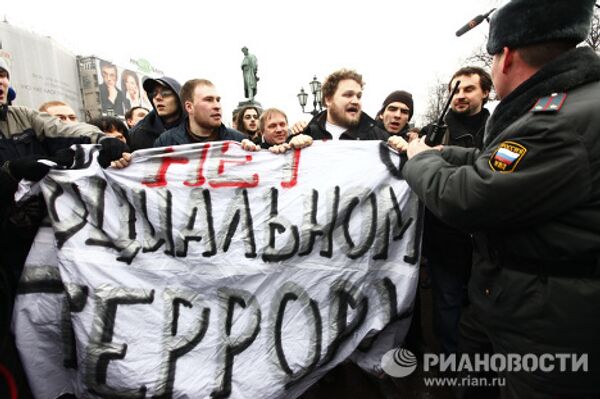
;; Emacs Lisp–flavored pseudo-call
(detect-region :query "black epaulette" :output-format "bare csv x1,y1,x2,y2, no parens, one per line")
531,92,567,113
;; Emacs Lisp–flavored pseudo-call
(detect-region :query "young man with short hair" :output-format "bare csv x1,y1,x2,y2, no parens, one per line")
376,90,414,138
38,101,78,123
124,106,149,129
240,107,313,154
154,79,245,147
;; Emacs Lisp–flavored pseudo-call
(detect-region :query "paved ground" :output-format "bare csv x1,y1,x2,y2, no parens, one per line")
387,269,457,399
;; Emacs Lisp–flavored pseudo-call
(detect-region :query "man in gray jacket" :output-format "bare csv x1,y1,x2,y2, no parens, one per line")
0,56,126,398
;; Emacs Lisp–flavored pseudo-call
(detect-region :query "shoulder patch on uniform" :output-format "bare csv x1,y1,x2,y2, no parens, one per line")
531,92,567,113
488,141,527,173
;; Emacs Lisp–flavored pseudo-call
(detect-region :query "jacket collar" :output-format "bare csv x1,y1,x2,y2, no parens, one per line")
485,47,600,146
310,110,378,138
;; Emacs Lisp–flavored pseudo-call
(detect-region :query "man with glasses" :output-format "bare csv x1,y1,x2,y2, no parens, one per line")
129,76,184,151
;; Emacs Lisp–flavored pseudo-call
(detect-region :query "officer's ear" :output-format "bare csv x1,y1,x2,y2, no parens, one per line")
500,47,514,74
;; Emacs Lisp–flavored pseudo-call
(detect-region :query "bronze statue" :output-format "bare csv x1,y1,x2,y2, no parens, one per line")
241,46,258,101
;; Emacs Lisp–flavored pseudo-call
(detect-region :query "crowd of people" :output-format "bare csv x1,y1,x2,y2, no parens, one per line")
1,0,599,397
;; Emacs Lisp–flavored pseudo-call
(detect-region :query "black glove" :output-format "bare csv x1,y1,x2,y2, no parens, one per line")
97,136,127,168
2,148,75,182
5,158,51,182
50,148,76,168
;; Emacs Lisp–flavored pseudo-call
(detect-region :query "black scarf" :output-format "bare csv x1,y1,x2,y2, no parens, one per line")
445,108,490,149
484,47,600,146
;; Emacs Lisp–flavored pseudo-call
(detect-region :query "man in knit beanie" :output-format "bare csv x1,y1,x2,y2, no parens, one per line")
376,90,413,138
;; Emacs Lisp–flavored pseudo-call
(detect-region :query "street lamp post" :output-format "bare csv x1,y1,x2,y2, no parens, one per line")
297,76,323,116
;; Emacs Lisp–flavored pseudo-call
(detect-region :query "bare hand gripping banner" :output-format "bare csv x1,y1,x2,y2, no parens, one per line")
12,141,421,398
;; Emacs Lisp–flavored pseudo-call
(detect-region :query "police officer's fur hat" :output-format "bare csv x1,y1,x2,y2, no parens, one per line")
0,57,10,79
487,0,596,54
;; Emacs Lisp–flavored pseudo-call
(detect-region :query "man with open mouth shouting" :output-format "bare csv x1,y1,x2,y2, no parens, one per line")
300,68,389,142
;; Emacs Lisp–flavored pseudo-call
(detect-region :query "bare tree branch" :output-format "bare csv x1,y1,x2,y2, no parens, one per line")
464,35,493,70
423,78,448,126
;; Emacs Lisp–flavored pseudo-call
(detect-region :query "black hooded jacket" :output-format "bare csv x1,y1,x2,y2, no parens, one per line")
128,76,184,151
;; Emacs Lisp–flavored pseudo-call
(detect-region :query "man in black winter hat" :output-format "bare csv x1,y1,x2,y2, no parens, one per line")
392,0,600,396
376,90,414,138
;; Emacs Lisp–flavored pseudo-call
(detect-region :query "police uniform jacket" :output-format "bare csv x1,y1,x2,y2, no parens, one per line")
402,47,600,391
404,47,600,265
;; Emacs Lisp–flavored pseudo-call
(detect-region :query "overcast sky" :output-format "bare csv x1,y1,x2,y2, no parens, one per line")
4,0,506,126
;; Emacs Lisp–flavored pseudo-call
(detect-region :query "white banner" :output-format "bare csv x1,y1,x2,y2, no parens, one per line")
13,141,422,398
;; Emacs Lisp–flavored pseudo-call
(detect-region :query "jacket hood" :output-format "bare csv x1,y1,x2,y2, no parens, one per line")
142,76,184,126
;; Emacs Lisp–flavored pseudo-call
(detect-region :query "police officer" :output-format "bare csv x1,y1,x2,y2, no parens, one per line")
392,0,600,396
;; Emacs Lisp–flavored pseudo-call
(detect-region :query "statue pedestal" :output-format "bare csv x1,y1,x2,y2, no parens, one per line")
235,100,263,114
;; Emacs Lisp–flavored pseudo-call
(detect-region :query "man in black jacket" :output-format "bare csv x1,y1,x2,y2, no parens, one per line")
375,90,414,139
0,59,126,398
129,76,184,150
299,69,395,398
302,69,388,142
99,61,128,117
397,0,600,396
420,66,492,355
